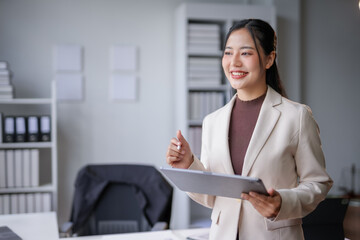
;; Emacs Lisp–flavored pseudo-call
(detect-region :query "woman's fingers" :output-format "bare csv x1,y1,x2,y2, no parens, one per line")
241,189,281,218
166,130,194,169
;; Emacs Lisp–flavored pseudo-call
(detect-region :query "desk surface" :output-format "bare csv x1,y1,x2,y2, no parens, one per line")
68,228,210,240
0,212,59,240
0,211,209,240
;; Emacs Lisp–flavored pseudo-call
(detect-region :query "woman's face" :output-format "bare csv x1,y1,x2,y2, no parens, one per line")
222,28,272,100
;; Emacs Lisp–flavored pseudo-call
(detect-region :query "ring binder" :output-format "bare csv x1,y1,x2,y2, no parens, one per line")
27,116,40,142
15,116,26,142
4,116,15,143
40,116,51,142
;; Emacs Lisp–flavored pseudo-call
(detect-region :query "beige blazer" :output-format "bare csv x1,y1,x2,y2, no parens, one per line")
188,87,333,240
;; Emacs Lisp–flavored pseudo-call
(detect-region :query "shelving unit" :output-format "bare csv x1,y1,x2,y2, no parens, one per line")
0,81,57,214
174,2,276,228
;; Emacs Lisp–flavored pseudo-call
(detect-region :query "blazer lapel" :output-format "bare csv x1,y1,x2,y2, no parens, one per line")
242,87,282,177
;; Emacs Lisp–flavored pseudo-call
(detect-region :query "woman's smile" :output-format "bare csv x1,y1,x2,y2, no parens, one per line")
230,71,248,79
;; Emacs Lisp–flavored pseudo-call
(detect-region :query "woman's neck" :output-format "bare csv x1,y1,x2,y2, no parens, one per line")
236,85,267,101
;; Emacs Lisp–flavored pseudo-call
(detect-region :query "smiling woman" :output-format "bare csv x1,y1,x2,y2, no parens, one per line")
222,20,286,100
166,19,333,240
222,28,271,101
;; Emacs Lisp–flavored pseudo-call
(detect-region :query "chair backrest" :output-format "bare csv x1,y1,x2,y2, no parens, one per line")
70,164,173,236
79,183,151,235
302,197,349,240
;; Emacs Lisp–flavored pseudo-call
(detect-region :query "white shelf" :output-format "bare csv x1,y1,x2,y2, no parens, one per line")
188,84,228,91
0,184,55,194
0,81,58,214
187,50,223,57
0,142,52,149
0,98,52,104
188,120,203,126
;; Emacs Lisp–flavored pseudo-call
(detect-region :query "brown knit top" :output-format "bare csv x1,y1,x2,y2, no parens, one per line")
228,93,266,175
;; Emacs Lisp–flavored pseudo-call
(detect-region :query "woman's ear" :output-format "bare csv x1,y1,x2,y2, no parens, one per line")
265,51,276,69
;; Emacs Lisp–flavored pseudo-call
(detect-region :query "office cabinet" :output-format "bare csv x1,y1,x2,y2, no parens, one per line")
0,81,57,214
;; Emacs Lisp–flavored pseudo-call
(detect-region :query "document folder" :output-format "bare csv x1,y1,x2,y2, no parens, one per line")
4,117,15,143
27,116,39,142
40,116,51,142
160,167,268,199
15,117,26,142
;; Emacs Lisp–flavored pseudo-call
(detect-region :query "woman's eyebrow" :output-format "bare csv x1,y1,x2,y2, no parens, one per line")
224,46,254,50
240,46,254,50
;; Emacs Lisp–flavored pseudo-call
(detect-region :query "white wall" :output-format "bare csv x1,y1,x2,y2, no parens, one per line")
1,0,359,230
301,0,360,196
0,0,181,226
0,0,258,229
275,0,301,102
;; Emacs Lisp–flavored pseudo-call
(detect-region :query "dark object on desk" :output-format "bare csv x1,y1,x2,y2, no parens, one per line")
0,226,22,240
186,231,209,240
61,164,173,237
302,197,349,240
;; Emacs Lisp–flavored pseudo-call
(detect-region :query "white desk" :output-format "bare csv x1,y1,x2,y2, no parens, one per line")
0,211,209,240
0,212,59,240
68,228,210,240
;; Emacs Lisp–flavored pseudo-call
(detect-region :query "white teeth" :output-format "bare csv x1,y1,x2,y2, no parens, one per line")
232,72,246,76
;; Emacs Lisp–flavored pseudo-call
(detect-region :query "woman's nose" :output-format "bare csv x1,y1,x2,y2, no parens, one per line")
230,52,242,67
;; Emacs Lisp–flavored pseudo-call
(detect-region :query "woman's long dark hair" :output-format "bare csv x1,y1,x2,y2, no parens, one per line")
223,19,287,97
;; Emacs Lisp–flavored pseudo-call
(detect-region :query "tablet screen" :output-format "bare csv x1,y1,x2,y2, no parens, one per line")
160,167,268,198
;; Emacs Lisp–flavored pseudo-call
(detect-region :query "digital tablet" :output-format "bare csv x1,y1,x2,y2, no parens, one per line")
160,167,268,199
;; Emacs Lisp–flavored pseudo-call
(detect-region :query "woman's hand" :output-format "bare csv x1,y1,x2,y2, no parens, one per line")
166,130,194,169
241,188,282,219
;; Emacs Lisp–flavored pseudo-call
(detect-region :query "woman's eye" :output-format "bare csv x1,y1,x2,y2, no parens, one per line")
224,52,231,56
241,52,251,56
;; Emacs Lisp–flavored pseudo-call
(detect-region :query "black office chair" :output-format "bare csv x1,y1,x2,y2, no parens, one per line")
61,164,173,237
302,197,349,240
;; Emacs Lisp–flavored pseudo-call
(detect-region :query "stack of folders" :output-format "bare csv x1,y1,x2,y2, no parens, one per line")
188,127,202,159
0,149,51,214
188,57,222,87
0,114,51,143
188,23,221,53
0,149,40,189
0,193,52,215
0,61,14,99
188,92,224,121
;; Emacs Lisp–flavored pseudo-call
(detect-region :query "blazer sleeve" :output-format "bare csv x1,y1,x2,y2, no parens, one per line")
274,105,333,221
186,117,216,209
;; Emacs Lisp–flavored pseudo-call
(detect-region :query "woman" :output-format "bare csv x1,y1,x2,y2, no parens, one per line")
166,19,333,240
